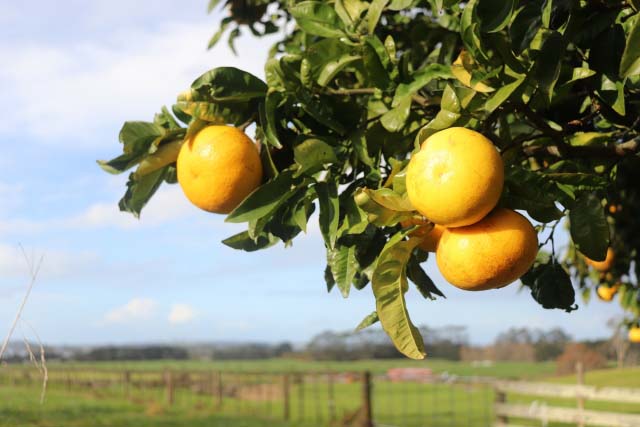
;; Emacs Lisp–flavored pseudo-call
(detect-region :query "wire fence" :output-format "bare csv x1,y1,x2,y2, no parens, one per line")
0,366,497,427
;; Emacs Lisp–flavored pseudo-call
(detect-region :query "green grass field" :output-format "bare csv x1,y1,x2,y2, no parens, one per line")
1,359,639,427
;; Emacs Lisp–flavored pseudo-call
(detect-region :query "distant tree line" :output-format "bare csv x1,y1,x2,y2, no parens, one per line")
306,326,468,361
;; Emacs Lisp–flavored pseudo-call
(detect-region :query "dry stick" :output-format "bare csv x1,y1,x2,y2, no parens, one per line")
21,320,49,404
0,249,44,360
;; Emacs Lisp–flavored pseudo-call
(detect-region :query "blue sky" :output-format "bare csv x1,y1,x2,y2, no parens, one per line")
0,0,622,347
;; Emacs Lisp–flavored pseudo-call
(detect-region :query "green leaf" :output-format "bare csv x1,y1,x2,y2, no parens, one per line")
570,193,610,261
394,64,453,100
521,262,577,312
191,67,267,103
208,17,233,49
329,245,358,297
532,31,566,103
407,257,445,299
294,139,338,176
354,188,413,227
290,1,345,38
226,171,298,223
118,168,167,218
476,0,516,33
355,311,379,331
380,95,412,132
597,75,626,117
222,231,280,252
318,54,361,87
484,74,525,113
316,181,340,249
372,237,426,359
509,3,542,55
134,139,184,178
388,0,413,10
415,84,461,140
119,121,166,155
364,188,414,212
367,0,389,33
261,92,284,149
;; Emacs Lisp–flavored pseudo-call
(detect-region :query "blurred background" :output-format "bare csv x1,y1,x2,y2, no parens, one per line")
1,1,639,427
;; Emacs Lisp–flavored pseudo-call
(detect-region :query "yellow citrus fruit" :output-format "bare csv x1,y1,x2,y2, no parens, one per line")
401,219,445,252
596,284,619,302
436,208,538,291
177,125,262,214
629,326,640,343
406,127,504,228
585,247,615,272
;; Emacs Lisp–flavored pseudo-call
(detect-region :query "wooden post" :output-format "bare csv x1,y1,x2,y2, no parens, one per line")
495,389,508,426
361,371,373,427
164,369,174,406
283,374,291,421
217,371,224,409
576,362,585,427
328,373,336,422
123,370,131,400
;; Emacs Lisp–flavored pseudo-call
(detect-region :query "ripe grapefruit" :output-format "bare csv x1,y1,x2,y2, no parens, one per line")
406,127,503,227
177,125,262,214
436,208,538,291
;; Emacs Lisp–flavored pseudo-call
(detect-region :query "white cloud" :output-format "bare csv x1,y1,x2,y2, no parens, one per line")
168,303,196,325
103,298,157,324
0,185,197,235
0,244,99,280
0,19,276,143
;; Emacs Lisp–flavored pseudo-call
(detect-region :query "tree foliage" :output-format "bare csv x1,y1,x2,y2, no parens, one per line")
101,0,640,358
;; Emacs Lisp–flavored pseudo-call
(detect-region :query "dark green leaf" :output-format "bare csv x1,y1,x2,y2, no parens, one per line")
316,180,340,249
570,193,610,261
619,16,640,78
222,231,280,252
521,262,577,312
407,257,445,299
191,67,267,103
509,3,542,55
119,121,166,155
477,0,516,33
532,31,566,102
226,171,298,223
118,168,167,218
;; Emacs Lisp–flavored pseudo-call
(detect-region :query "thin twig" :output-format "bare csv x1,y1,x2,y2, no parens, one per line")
21,320,48,404
0,247,44,360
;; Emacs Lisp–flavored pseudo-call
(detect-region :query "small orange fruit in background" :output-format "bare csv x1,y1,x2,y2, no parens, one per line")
401,218,445,252
436,208,538,291
177,125,262,214
585,247,615,272
406,127,504,228
629,326,640,343
596,284,619,302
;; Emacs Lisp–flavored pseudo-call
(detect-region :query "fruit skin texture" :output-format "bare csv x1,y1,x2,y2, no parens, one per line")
406,127,504,228
177,126,262,214
596,284,619,302
585,247,615,272
629,327,640,343
436,208,538,291
401,219,445,252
